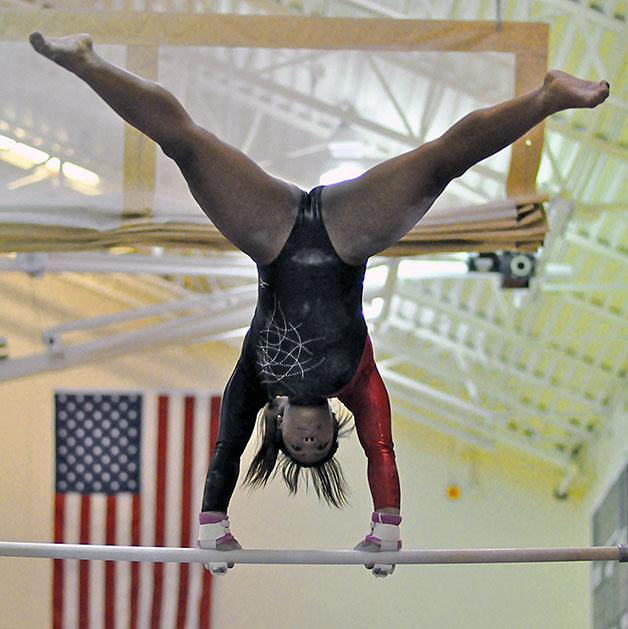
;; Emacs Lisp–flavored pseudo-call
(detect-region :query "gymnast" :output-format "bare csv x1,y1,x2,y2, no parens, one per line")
30,31,609,578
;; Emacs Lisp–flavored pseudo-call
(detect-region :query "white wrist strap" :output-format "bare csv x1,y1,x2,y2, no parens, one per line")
198,516,233,550
366,512,402,551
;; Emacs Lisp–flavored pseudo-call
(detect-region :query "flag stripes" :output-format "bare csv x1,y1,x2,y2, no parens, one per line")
52,391,221,629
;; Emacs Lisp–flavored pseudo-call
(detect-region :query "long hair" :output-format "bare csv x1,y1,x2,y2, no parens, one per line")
243,399,353,508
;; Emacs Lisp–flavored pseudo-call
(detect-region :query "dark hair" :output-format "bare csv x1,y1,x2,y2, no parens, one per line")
243,400,353,508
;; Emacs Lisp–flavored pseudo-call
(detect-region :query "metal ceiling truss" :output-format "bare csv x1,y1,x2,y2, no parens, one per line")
0,266,385,380
0,284,258,381
374,332,590,440
196,48,507,200
392,283,615,409
1,0,624,494
257,0,627,197
0,251,259,278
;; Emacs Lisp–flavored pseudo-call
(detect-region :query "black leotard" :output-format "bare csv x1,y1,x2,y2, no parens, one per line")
202,186,369,512
250,185,367,403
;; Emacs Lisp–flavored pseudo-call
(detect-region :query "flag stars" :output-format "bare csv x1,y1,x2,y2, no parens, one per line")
55,392,142,494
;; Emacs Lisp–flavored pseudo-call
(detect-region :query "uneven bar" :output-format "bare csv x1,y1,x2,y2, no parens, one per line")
0,542,626,565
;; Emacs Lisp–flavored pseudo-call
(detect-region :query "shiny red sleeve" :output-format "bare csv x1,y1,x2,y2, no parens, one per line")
335,336,401,510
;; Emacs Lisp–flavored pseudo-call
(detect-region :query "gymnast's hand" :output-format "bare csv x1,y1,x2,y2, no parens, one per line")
355,511,402,578
198,512,241,576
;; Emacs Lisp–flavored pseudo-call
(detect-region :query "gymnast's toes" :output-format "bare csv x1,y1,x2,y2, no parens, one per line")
29,32,48,54
29,32,94,70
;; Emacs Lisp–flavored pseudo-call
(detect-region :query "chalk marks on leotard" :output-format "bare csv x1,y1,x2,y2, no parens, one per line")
256,296,325,390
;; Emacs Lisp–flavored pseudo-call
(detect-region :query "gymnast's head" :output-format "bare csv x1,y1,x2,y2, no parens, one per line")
244,396,352,507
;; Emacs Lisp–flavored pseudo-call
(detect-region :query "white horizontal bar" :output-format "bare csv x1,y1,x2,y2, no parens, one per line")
0,542,625,565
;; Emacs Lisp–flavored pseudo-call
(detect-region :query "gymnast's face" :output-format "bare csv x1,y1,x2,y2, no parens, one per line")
273,396,334,464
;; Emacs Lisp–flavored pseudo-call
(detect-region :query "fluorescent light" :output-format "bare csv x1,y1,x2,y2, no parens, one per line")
0,134,16,150
12,143,49,164
319,162,365,185
45,157,61,173
0,140,50,170
62,161,100,187
0,135,101,195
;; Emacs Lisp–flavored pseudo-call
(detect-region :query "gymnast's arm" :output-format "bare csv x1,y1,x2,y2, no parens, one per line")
337,362,401,514
201,342,268,514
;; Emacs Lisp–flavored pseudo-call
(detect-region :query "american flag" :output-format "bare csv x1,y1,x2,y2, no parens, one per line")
53,390,221,629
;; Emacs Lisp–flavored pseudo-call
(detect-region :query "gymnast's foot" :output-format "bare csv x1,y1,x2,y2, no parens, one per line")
29,32,95,73
542,69,610,113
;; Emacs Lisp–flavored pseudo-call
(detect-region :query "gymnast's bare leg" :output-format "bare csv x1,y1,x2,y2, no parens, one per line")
322,72,610,265
29,32,301,265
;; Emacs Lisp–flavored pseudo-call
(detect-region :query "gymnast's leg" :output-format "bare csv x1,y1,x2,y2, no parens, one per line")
321,70,610,264
29,32,301,264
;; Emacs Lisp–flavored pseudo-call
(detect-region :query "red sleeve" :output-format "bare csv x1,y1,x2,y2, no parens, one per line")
336,336,400,510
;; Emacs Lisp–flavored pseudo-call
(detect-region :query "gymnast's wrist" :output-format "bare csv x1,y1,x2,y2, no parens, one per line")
375,507,400,516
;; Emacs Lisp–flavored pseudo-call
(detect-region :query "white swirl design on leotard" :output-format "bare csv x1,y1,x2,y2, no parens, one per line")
256,296,325,391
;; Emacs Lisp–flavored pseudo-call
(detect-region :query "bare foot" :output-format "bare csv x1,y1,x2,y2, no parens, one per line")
29,32,94,73
542,69,610,113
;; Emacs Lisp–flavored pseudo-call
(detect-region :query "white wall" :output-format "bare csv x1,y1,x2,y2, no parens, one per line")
584,394,628,519
0,273,594,629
